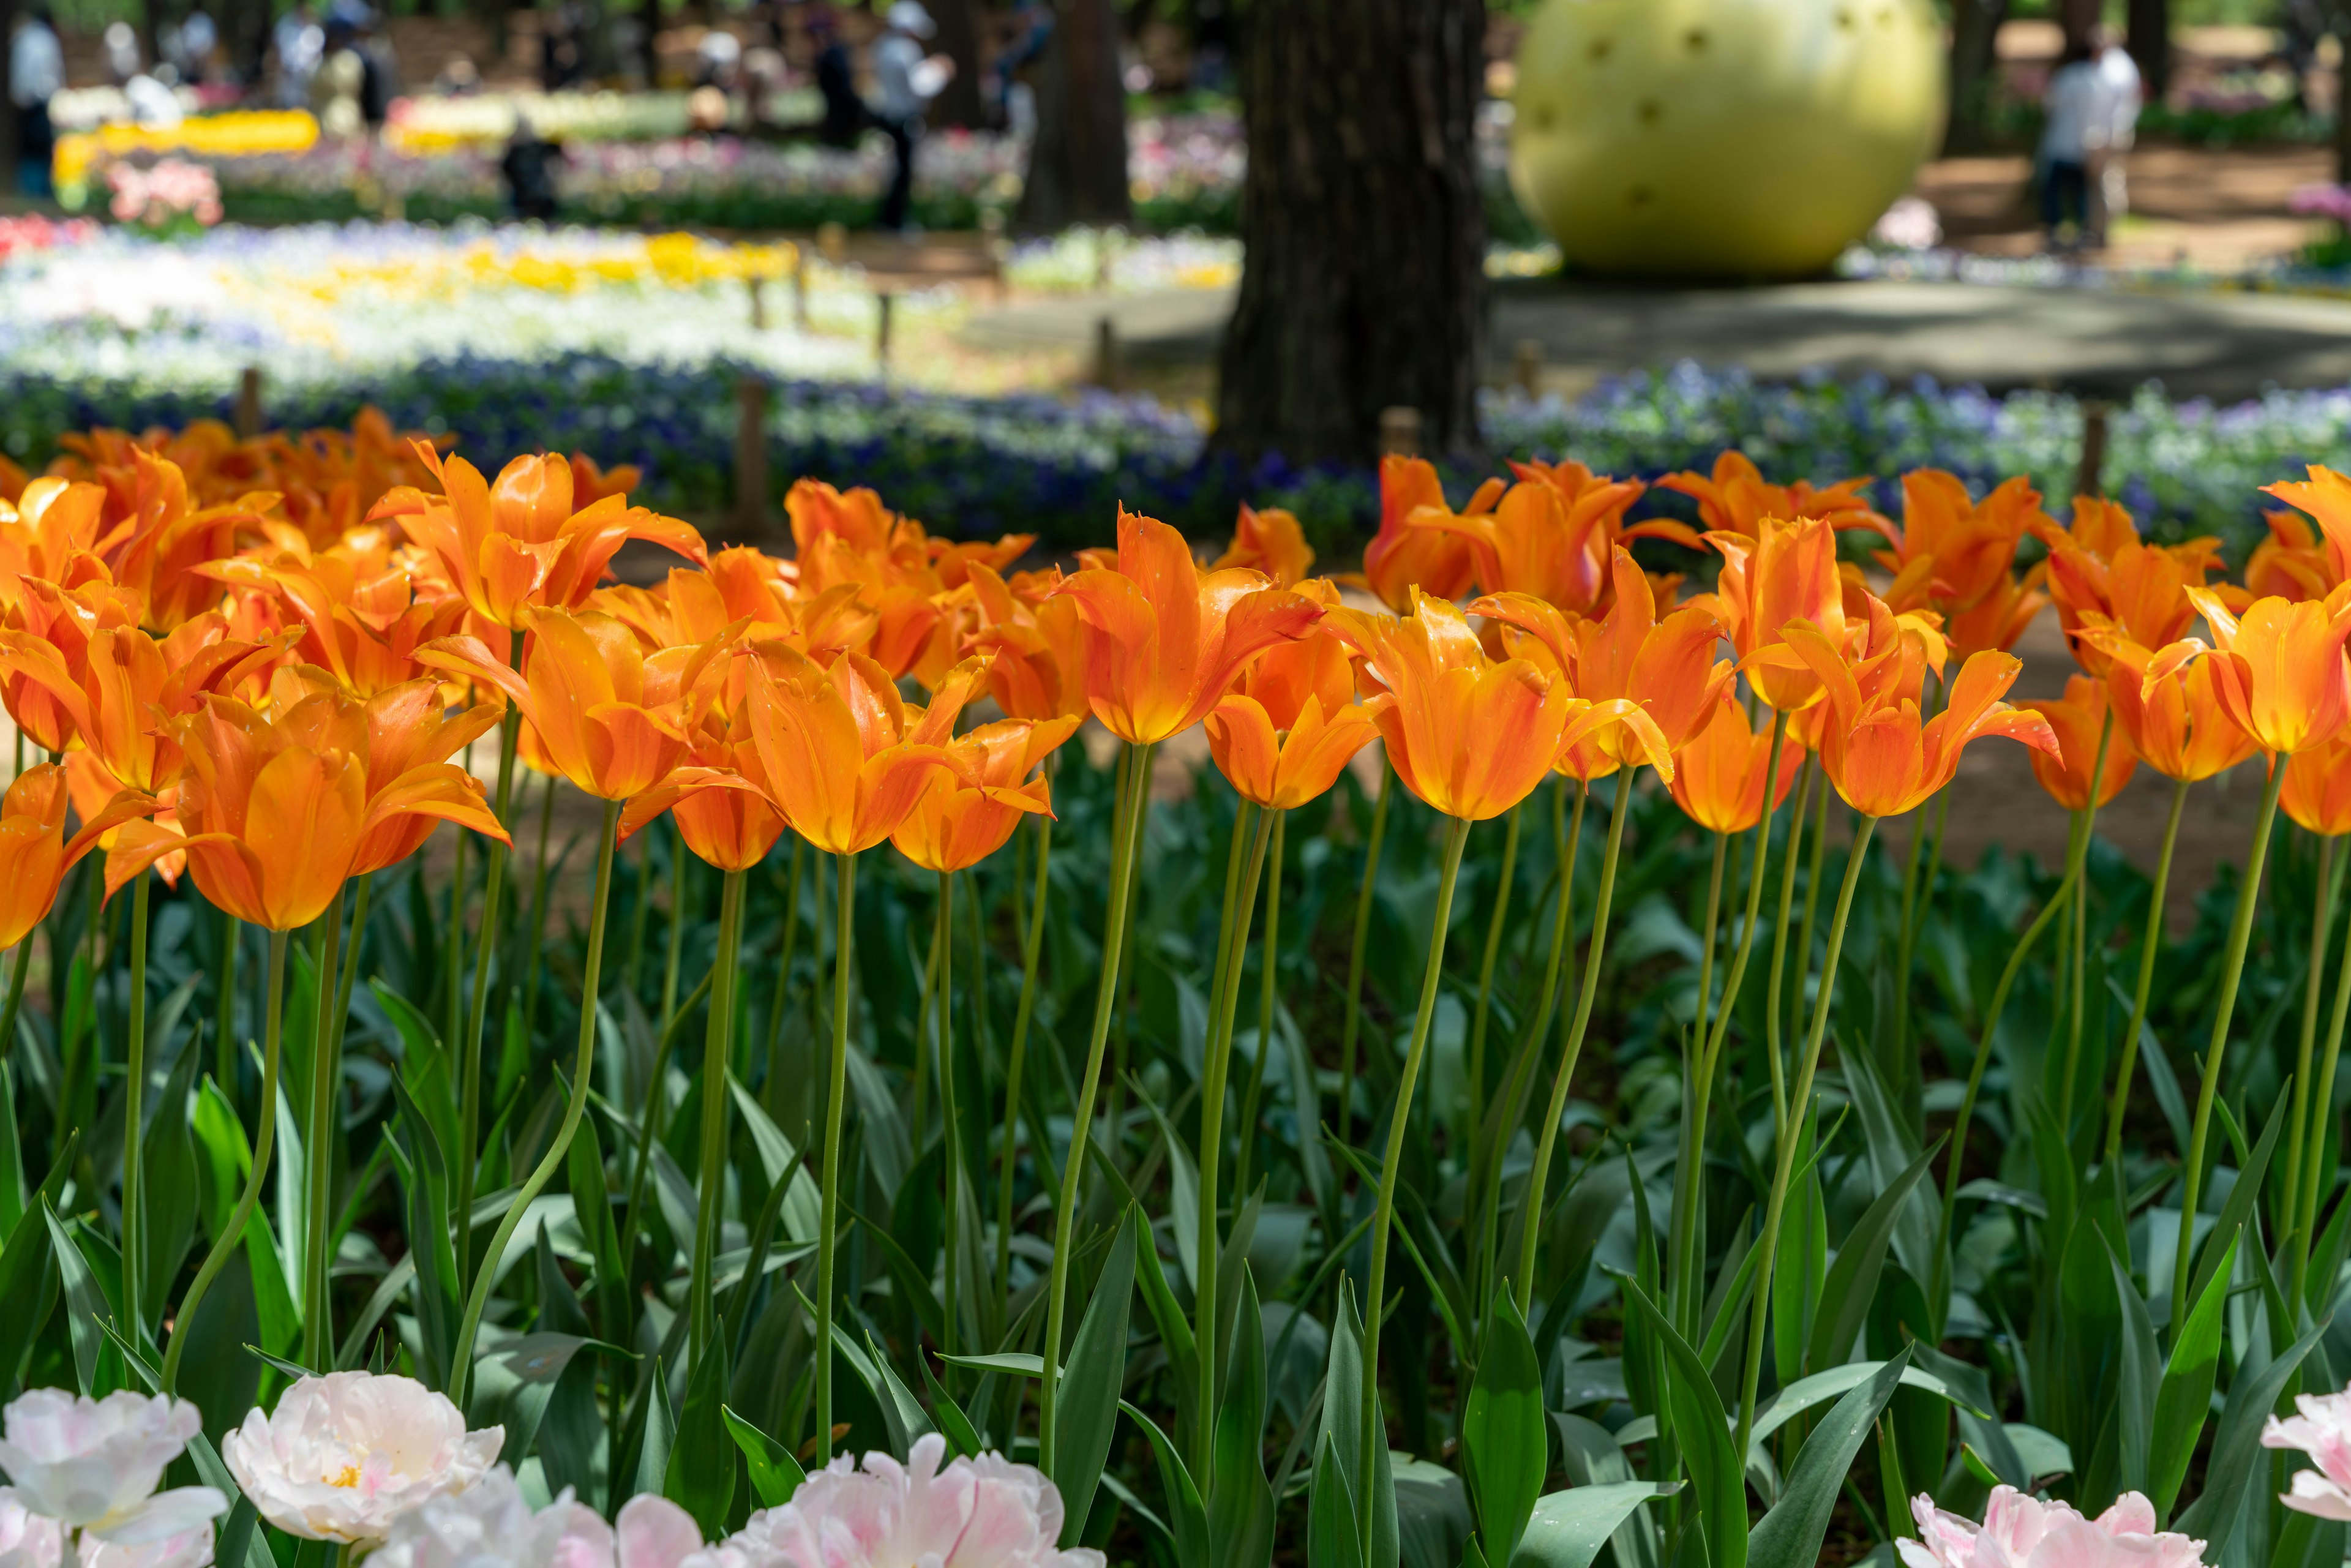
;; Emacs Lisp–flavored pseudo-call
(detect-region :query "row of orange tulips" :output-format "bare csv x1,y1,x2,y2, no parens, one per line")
3,420,2350,1547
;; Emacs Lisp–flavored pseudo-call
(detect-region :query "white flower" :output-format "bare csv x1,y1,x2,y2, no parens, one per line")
550,1497,705,1568
366,1469,568,1568
2264,1386,2351,1520
1900,1488,2210,1568
0,1488,63,1568
714,1435,1103,1568
0,1392,224,1544
77,1524,212,1568
220,1373,503,1545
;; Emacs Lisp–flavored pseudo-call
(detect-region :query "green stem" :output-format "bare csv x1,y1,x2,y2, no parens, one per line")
814,847,860,1461
616,959,716,1310
1736,814,1878,1458
999,808,1052,1300
451,797,620,1409
1668,831,1728,1340
1763,752,1816,1138
163,927,286,1394
911,888,943,1149
1337,761,1392,1150
661,819,689,1030
214,904,238,1101
2058,710,2117,1125
1516,771,1637,1318
1358,814,1474,1565
1791,761,1832,1060
122,871,151,1341
1195,800,1273,1477
457,699,523,1283
763,839,806,1097
1890,787,1953,1090
2173,757,2287,1330
2300,835,2351,1300
520,771,558,1041
0,937,29,1066
1040,738,1153,1477
689,866,746,1372
1468,801,1521,1136
1235,809,1287,1201
937,869,961,1367
446,828,467,1065
2104,776,2189,1171
624,819,651,1001
2287,831,2345,1253
302,884,347,1371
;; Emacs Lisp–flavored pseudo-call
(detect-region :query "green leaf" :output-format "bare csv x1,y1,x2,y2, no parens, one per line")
665,1330,737,1536
1616,1273,1745,1568
1310,1433,1368,1568
2186,1095,2287,1312
916,1354,984,1460
2103,1238,2160,1498
1054,1214,1135,1548
2150,1233,2236,1519
43,1201,108,1394
0,1196,54,1397
469,1328,620,1471
623,1356,675,1508
1125,1398,1210,1568
723,1405,807,1509
1747,1349,1910,1568
1209,1267,1275,1568
1804,1139,1942,1375
2173,1310,2333,1545
1464,1286,1546,1567
1318,1281,1398,1568
1508,1483,1679,1568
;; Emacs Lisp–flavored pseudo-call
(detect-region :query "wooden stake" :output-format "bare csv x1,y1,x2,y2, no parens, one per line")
2076,398,2111,500
235,367,264,439
1515,339,1543,399
735,376,770,533
1093,315,1120,391
793,252,811,330
1379,406,1422,459
748,275,767,331
876,293,895,371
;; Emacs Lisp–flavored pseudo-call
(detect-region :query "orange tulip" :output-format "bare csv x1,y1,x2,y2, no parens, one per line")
2020,673,2136,811
98,452,272,631
1360,456,1487,612
1411,468,1646,616
2285,731,2351,836
620,743,792,872
1870,470,2049,659
568,452,643,508
1700,516,1847,711
2184,587,2351,757
0,574,141,756
107,690,508,929
1324,590,1664,822
375,446,708,629
964,562,1092,724
2032,495,2220,674
2094,632,2259,783
0,764,153,948
2262,465,2351,588
209,552,474,697
1211,505,1314,588
418,606,733,801
0,616,286,795
741,647,988,855
1472,547,1731,780
0,478,108,594
2244,508,2336,604
1783,631,2058,819
1050,509,1322,745
891,716,1079,873
1657,450,1894,541
1203,582,1380,809
1668,689,1807,833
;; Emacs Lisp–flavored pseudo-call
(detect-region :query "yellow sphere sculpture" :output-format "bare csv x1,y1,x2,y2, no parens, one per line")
1509,0,1946,279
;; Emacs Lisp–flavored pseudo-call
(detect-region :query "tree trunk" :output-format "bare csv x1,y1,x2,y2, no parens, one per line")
0,0,17,193
2127,0,2169,100
1210,0,1486,468
929,0,986,130
1013,0,1129,230
2057,0,2099,48
1944,0,2009,154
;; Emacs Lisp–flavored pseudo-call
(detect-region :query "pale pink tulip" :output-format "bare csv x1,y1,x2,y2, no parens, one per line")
77,1524,214,1568
1901,1488,2210,1568
716,1435,1104,1568
0,1488,63,1568
370,1470,702,1568
2264,1386,2351,1520
221,1373,503,1545
0,1392,223,1543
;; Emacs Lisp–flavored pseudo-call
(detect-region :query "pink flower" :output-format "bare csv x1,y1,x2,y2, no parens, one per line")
715,1436,1102,1568
550,1497,705,1568
0,1488,64,1568
0,1392,224,1544
1901,1489,2209,1568
2263,1386,2351,1519
220,1373,503,1545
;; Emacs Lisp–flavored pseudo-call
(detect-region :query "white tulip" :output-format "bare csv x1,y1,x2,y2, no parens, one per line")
0,1488,64,1568
220,1373,502,1545
77,1523,214,1568
366,1468,571,1568
0,1392,223,1544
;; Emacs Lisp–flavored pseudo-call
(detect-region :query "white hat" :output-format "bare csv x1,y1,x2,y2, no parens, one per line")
888,1,936,37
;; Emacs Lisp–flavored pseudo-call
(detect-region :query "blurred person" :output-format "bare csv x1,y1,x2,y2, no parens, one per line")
10,6,61,198
2092,26,2143,246
357,13,396,135
696,25,741,89
124,71,182,126
174,9,217,85
871,0,953,233
994,0,1048,135
434,55,482,96
810,4,861,148
103,20,142,84
541,0,585,91
2038,36,2104,253
501,116,561,220
274,4,324,108
312,19,366,138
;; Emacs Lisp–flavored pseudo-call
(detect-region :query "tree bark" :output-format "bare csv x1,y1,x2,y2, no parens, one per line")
1944,0,2009,154
1210,0,1487,468
2127,0,2169,100
929,0,986,130
1013,0,1129,230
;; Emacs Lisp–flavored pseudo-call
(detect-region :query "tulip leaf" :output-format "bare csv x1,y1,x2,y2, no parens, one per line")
722,1403,807,1509
2151,1232,2237,1519
2187,1093,2287,1313
620,1354,675,1509
2103,1237,2161,1498
2174,1310,2333,1546
1616,1272,1745,1568
665,1326,737,1537
1508,1482,1679,1568
1209,1266,1275,1568
1125,1398,1211,1568
0,1192,55,1399
1805,1137,1943,1375
1748,1349,1910,1568
1463,1285,1546,1567
1055,1212,1135,1548
915,1351,985,1460
43,1201,111,1395
1309,1433,1367,1568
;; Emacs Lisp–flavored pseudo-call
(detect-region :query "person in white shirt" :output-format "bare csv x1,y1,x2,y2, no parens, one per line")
275,4,324,109
2038,37,2105,252
9,7,62,197
871,1,953,233
2091,32,2143,246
